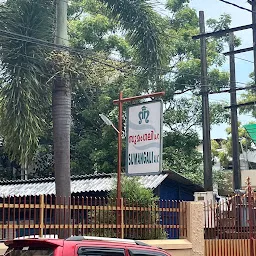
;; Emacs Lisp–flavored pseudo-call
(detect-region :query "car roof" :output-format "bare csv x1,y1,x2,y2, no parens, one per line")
73,240,156,250
64,236,161,251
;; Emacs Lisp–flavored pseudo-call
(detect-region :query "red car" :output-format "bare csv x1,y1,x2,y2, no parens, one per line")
3,236,171,256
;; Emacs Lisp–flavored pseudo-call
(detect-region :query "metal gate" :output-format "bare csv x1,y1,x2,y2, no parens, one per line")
204,178,256,256
205,239,256,256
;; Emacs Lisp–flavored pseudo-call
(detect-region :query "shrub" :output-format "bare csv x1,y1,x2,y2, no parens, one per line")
88,175,167,239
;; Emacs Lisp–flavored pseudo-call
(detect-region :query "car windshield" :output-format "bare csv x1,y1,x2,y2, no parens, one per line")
4,247,54,256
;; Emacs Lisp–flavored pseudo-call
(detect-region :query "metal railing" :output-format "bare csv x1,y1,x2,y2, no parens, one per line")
204,178,256,256
0,195,187,240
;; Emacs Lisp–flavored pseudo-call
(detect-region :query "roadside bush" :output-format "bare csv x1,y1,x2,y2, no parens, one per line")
88,176,167,239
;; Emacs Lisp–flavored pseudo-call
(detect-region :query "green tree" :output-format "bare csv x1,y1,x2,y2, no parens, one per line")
211,122,253,168
0,0,167,198
0,0,239,194
210,122,254,195
238,73,256,117
163,96,229,184
66,0,233,179
0,0,54,171
157,6,237,188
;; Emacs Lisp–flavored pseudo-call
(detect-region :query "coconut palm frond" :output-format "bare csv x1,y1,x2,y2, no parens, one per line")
100,0,167,70
0,0,55,165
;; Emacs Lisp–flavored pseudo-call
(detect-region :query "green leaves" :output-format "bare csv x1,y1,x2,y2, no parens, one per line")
237,71,256,119
0,0,54,165
0,0,240,185
163,130,203,184
92,176,167,239
170,6,198,29
164,97,230,130
69,14,116,48
166,0,189,13
99,0,167,70
211,122,253,170
109,176,159,206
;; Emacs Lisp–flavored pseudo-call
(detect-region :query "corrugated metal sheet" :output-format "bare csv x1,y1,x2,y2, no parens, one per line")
0,174,168,197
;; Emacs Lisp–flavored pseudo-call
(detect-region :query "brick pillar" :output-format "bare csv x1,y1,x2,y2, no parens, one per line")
186,202,204,256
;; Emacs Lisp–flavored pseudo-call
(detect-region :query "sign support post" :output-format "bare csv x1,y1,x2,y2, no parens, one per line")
113,91,165,238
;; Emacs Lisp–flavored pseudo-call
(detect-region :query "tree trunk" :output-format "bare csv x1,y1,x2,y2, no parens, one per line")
21,163,28,180
52,77,71,198
52,76,71,238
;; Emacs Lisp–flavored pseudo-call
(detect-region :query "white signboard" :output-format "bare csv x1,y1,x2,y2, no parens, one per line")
126,101,163,175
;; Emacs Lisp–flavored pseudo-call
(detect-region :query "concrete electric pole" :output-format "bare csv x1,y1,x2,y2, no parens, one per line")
229,32,241,190
199,11,213,191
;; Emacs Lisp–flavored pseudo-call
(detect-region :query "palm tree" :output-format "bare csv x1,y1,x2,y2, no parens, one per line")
0,0,54,176
0,0,166,200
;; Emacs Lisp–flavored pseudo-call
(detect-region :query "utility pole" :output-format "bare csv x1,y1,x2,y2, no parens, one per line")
199,11,213,191
229,32,241,190
193,6,256,192
251,0,256,84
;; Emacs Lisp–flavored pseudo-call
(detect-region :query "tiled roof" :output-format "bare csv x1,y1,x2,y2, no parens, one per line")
0,173,168,197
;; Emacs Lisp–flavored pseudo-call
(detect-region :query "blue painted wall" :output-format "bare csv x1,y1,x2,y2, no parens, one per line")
158,179,196,239
159,179,195,201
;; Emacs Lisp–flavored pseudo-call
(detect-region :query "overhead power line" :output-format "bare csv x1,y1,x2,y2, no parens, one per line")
0,27,255,92
0,29,215,82
0,29,90,54
0,58,203,95
8,19,256,66
198,85,256,95
219,0,253,13
2,9,255,72
224,101,256,109
3,55,254,95
234,56,254,63
0,32,127,73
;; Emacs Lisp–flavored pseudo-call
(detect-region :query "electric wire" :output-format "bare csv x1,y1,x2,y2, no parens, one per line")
0,60,206,95
1,0,251,44
0,23,192,75
5,21,255,71
3,58,254,97
3,54,247,97
4,2,254,67
235,56,254,63
219,0,253,13
0,30,202,77
0,32,127,73
6,20,256,69
0,23,255,93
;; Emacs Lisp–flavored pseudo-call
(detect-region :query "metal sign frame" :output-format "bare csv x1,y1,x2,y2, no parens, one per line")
125,100,163,176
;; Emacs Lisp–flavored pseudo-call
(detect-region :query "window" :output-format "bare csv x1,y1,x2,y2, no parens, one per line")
4,247,54,256
78,248,125,256
128,249,167,256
